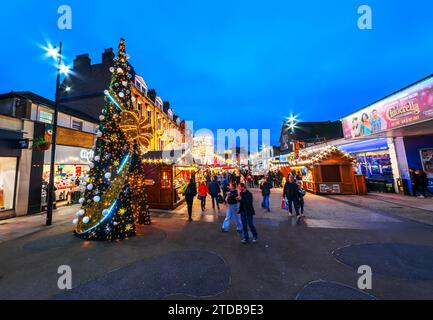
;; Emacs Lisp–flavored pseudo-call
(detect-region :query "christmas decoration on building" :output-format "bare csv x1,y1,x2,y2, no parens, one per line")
74,38,151,241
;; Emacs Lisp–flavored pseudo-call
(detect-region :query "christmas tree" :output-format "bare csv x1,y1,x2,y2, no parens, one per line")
74,39,152,241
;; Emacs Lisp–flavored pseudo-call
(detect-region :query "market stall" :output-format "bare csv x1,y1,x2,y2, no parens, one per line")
294,146,365,195
141,151,197,210
272,146,366,195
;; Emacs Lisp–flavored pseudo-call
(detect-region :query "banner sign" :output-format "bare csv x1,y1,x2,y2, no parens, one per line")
342,76,433,139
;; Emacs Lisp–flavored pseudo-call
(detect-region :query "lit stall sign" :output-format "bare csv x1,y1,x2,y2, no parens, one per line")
342,76,433,139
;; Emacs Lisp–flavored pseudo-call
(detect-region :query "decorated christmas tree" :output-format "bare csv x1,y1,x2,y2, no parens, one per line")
73,39,152,241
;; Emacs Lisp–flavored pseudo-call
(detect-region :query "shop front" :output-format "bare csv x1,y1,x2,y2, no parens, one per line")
341,75,433,195
43,145,93,208
0,122,26,218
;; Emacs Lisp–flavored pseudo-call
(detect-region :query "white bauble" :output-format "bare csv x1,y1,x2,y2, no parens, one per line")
99,115,105,121
113,222,118,226
118,92,125,98
104,172,112,179
87,184,94,191
102,209,109,216
82,217,90,224
94,155,101,162
122,81,128,87
117,67,123,74
72,218,78,225
78,209,85,216
93,196,101,203
78,198,85,204
109,67,115,73
104,90,109,95
131,96,136,102
96,131,103,138
89,163,95,169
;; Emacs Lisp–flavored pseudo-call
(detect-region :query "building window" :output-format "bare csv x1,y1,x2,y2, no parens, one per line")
0,157,17,211
137,102,142,113
39,110,53,124
72,120,83,131
147,110,152,123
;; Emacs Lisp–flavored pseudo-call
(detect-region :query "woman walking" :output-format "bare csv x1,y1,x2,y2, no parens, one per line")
198,181,209,211
184,178,198,222
221,183,243,234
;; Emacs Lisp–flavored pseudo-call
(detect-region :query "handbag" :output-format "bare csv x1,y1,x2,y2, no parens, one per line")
282,198,289,210
218,194,224,204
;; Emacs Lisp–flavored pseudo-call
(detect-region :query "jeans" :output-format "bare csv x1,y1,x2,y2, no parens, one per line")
186,197,194,220
240,213,258,240
200,196,206,210
262,195,270,209
287,197,300,216
222,204,242,231
211,195,220,209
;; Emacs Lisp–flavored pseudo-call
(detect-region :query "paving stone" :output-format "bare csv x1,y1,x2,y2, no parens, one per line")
295,280,377,300
334,243,433,280
56,250,230,300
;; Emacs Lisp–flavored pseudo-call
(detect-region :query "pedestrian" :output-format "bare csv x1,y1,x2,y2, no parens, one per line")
209,176,222,210
283,175,301,220
260,177,273,212
198,181,209,211
298,180,306,217
409,168,418,196
221,183,243,234
222,176,229,203
416,169,428,198
184,178,198,222
237,183,258,244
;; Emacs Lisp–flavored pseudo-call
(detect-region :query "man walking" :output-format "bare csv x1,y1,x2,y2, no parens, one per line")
184,178,197,222
260,177,273,212
209,176,222,210
238,183,258,244
283,175,301,220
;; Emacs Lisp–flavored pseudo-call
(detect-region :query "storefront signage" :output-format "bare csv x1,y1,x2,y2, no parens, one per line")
319,184,340,194
144,179,155,186
44,145,94,165
342,76,433,139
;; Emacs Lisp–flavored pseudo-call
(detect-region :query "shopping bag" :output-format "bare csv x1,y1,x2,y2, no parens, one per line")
281,198,289,210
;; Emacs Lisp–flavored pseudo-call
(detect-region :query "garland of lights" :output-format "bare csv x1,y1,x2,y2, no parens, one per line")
73,39,151,241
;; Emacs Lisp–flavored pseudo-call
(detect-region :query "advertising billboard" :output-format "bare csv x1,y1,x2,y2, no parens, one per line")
342,76,433,139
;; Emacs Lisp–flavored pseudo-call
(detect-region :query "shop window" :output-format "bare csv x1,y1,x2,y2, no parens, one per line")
72,120,83,131
0,157,17,211
39,110,53,124
322,165,341,182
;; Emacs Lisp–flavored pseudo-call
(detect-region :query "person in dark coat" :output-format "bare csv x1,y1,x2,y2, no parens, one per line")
237,183,258,244
283,175,300,219
416,169,429,198
260,177,273,212
209,176,222,210
184,178,198,222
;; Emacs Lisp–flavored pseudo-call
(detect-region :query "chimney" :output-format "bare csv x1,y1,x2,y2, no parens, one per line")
73,54,91,72
102,48,114,66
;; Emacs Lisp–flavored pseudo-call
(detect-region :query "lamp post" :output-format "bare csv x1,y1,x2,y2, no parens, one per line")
46,42,64,226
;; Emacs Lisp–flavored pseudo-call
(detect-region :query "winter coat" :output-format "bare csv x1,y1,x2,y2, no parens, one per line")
238,190,255,216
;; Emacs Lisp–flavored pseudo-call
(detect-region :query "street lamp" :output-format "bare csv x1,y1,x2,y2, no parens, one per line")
44,42,70,226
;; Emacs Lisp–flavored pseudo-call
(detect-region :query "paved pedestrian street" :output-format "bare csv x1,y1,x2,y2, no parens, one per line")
1,189,433,300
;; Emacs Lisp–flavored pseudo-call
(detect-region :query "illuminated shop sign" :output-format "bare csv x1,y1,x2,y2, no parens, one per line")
44,145,94,165
342,76,433,139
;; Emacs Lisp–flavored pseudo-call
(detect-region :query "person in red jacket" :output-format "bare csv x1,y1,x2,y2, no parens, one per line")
198,181,209,211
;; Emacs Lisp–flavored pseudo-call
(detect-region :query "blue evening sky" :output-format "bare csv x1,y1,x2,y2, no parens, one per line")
1,0,433,146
